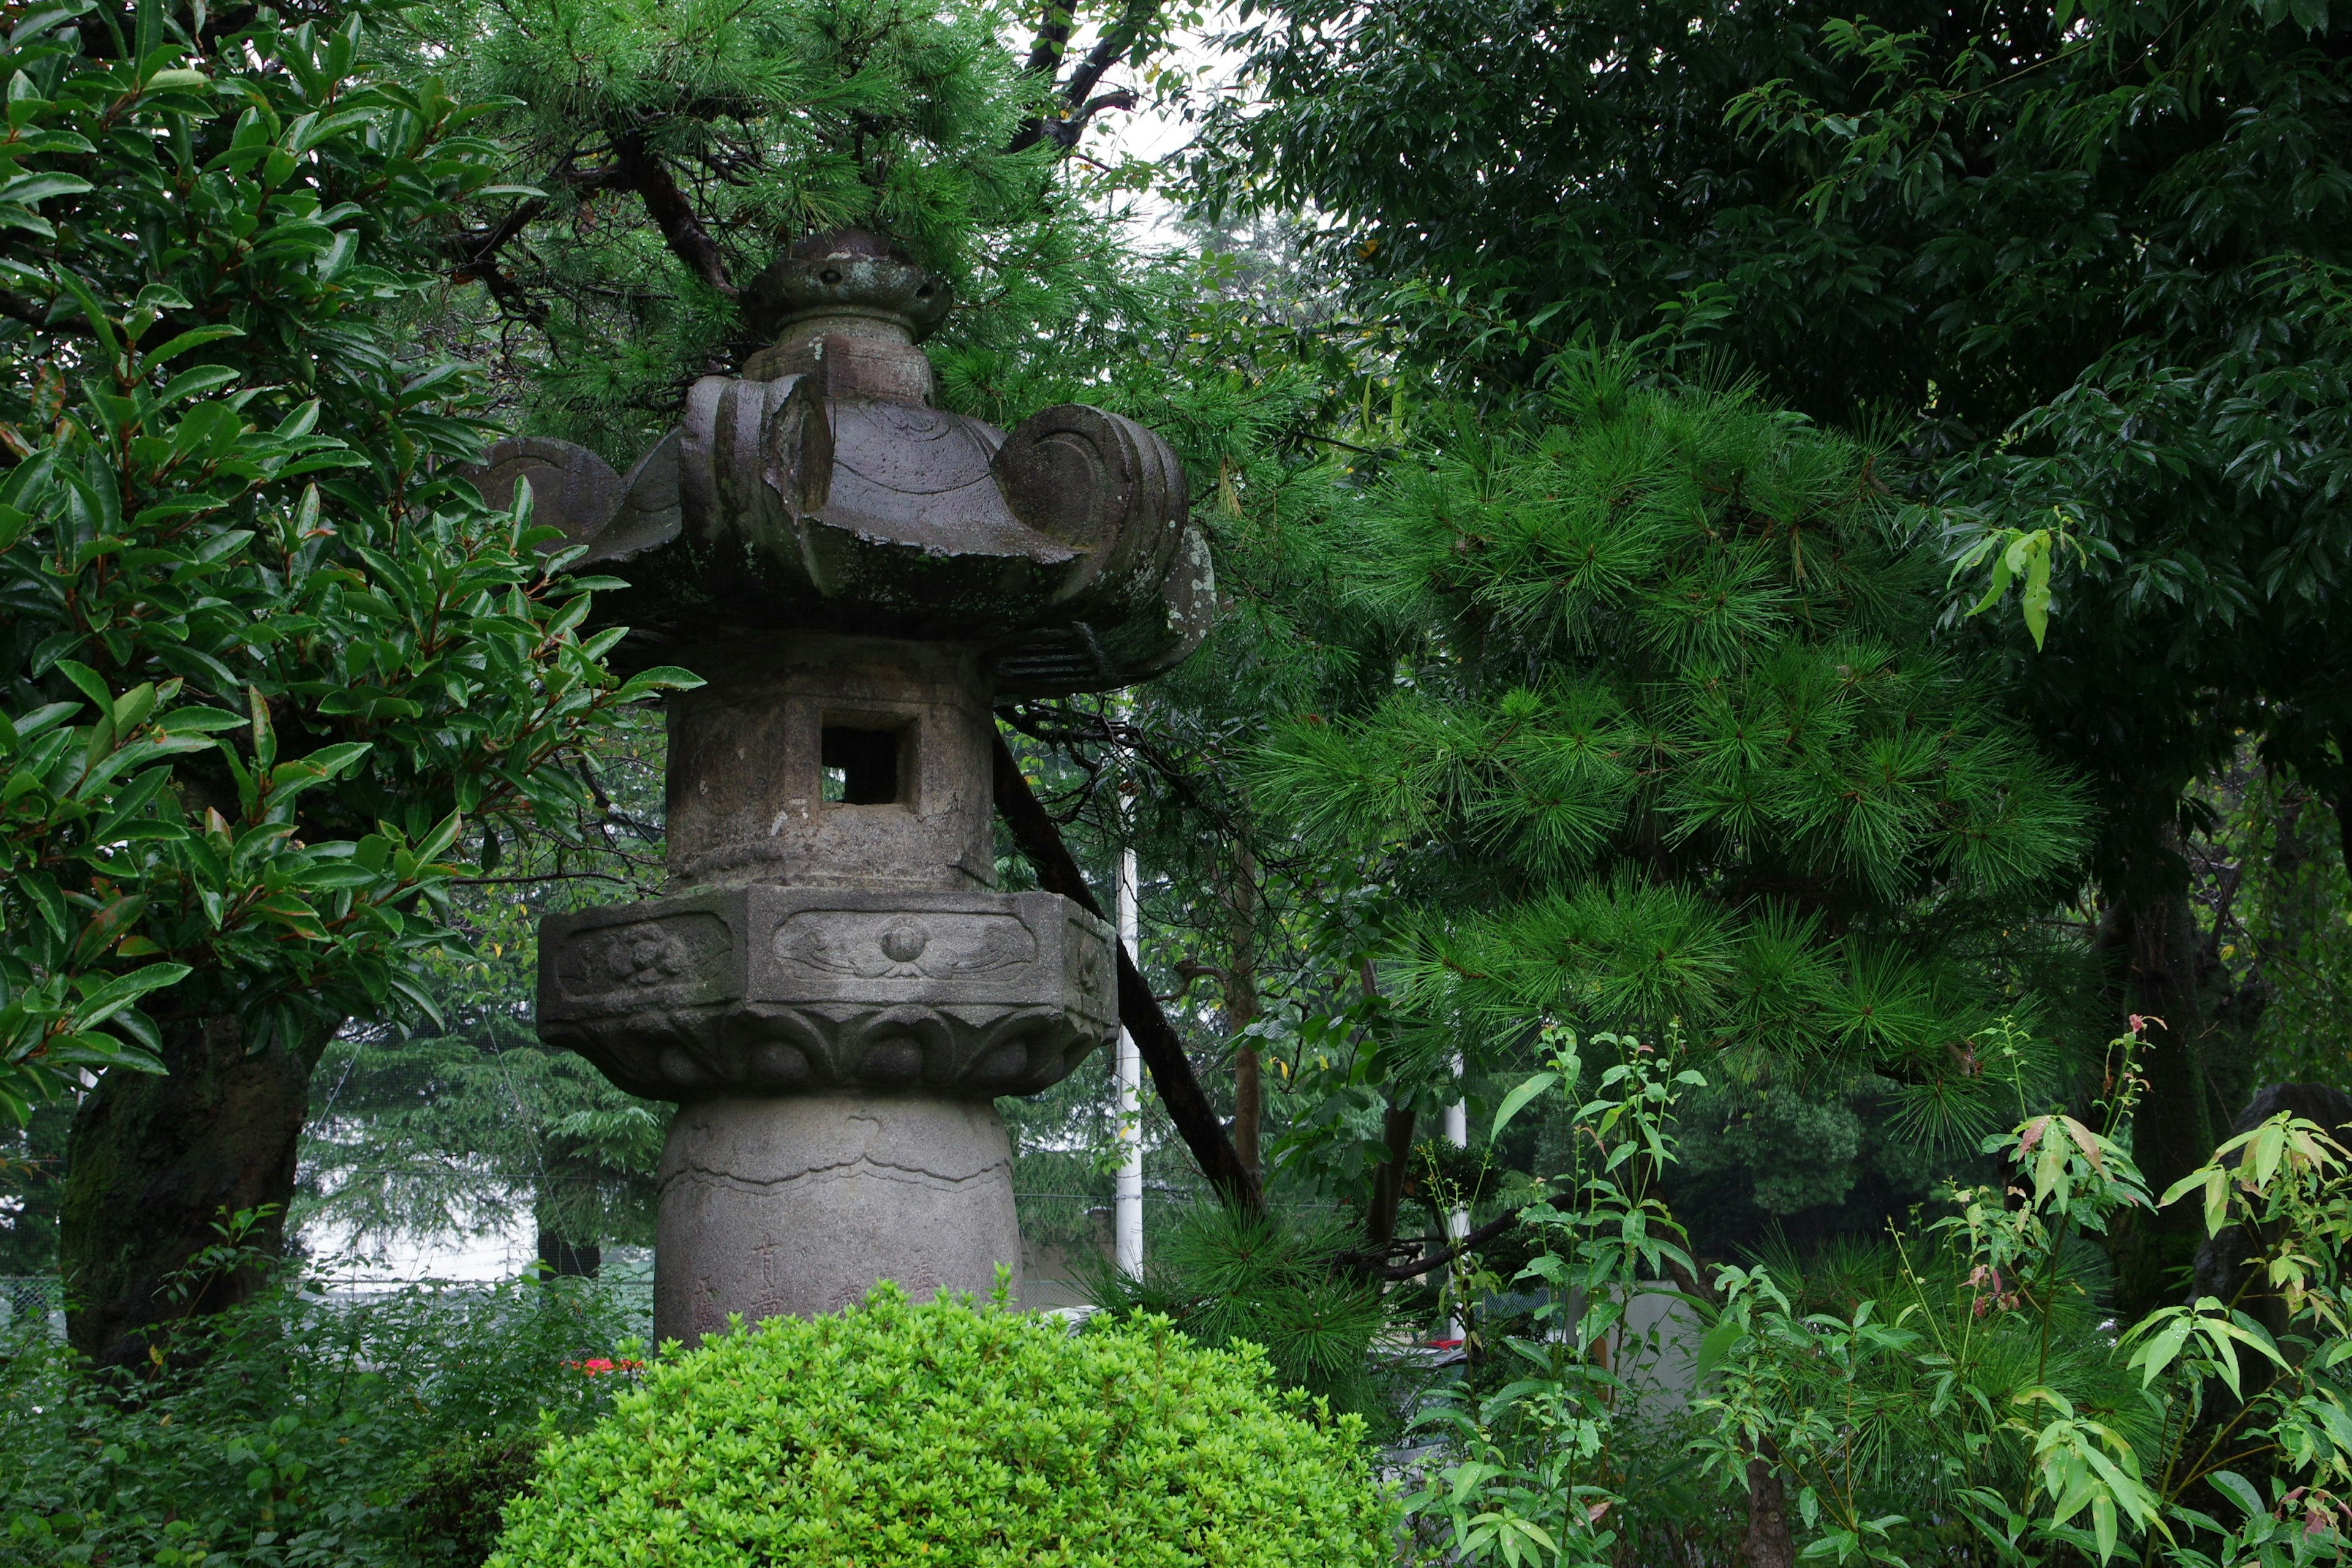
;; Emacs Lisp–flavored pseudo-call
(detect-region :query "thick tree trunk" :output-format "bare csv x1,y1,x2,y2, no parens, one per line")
2107,818,2215,1319
1743,1452,1798,1568
61,1016,312,1371
1219,843,1264,1183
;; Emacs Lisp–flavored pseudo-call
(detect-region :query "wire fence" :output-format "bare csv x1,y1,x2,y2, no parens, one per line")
0,1191,1182,1341
1,1274,62,1337
0,1189,1354,1340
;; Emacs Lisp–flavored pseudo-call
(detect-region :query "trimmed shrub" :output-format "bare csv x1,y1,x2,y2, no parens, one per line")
490,1284,1398,1567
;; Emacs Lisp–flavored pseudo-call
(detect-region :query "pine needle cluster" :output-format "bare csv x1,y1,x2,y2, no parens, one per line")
1079,1203,1398,1420
1256,355,2096,1138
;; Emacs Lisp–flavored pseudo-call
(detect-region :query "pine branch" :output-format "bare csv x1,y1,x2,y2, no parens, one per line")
991,728,1265,1213
1338,1202,1528,1282
998,700,1242,838
452,210,549,324
1008,0,1161,153
612,131,737,297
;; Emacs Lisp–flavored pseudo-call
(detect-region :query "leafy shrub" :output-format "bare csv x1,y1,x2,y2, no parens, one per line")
1,1276,641,1567
490,1283,1398,1568
409,1433,551,1568
1415,1023,2352,1567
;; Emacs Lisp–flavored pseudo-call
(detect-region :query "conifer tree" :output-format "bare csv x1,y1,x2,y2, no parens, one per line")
406,0,1180,456
298,707,669,1275
1191,0,2352,1301
300,839,669,1278
1253,357,2096,1140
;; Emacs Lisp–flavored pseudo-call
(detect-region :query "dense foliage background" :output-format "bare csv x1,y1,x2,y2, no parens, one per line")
3,0,2351,1564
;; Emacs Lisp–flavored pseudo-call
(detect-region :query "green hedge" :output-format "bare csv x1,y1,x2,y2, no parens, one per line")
491,1284,1397,1567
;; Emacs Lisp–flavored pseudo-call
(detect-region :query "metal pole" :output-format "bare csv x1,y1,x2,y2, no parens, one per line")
1444,1054,1468,1340
1115,848,1144,1279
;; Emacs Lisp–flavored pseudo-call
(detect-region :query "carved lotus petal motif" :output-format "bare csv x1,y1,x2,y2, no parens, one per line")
539,887,1114,1100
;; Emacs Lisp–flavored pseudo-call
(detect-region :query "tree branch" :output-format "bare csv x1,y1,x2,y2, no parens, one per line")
1022,2,1075,77
612,131,736,297
992,729,1265,1213
459,198,546,267
0,288,90,337
1072,87,1139,128
1007,0,1160,153
0,290,45,330
1060,0,1155,116
1339,1202,1528,1282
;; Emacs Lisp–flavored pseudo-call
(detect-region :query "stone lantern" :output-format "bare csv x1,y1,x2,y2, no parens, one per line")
474,231,1209,1346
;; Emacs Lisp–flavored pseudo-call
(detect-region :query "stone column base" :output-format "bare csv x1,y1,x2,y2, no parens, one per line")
654,1094,1020,1347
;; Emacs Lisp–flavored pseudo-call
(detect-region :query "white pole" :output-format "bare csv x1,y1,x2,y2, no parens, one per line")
1444,1054,1468,1340
1115,848,1144,1280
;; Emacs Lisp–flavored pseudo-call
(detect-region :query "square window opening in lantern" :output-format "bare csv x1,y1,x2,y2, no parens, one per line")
821,722,906,805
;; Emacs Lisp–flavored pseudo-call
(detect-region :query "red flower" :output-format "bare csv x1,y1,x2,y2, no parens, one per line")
567,1357,645,1375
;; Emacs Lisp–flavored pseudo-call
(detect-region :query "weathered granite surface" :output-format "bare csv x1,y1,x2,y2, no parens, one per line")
656,1095,1019,1336
539,886,1115,1100
471,230,1213,697
661,633,997,893
518,228,1203,1344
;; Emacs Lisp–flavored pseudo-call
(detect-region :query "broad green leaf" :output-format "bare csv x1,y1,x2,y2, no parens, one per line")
72,963,192,1027
1490,1069,1559,1140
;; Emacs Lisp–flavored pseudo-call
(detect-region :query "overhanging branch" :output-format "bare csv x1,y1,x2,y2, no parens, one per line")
1340,1202,1529,1282
1008,0,1161,154
1059,0,1156,116
614,130,737,297
1022,2,1075,77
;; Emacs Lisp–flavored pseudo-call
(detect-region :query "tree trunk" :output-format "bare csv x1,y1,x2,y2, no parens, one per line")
61,1016,312,1371
1366,1104,1417,1250
1219,843,1263,1184
2331,781,2352,888
1743,1452,1798,1568
1358,958,1416,1251
2108,817,2215,1319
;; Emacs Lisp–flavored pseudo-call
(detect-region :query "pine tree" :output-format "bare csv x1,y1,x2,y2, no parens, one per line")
298,711,671,1276
1253,356,2097,1142
1191,0,2352,1307
300,887,666,1278
399,0,1178,458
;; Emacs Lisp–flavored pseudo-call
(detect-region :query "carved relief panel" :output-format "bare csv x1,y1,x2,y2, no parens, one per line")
538,887,1116,1101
